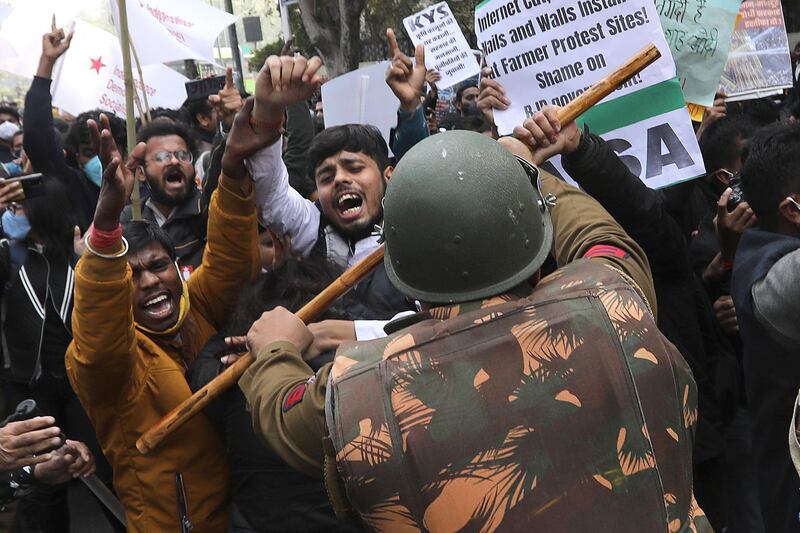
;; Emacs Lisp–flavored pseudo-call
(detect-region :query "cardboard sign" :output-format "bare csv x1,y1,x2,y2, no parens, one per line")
403,2,481,89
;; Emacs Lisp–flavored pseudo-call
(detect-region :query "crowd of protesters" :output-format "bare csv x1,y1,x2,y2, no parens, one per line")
0,14,799,533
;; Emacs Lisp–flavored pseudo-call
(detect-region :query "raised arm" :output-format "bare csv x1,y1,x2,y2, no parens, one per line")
67,116,147,403
23,20,74,179
385,28,429,161
188,98,271,330
502,113,656,313
246,54,325,257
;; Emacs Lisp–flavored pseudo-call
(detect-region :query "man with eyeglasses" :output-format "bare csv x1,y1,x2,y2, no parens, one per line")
727,121,800,533
120,119,206,270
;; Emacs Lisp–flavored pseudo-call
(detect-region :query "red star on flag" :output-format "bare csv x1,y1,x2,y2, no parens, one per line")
89,56,106,75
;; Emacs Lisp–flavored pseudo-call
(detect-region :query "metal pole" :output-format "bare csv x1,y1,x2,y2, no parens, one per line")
279,0,292,42
223,0,245,94
116,0,142,221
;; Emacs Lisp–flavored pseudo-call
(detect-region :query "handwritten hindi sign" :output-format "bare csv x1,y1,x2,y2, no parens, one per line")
475,0,705,188
403,2,480,89
719,0,792,100
658,0,742,106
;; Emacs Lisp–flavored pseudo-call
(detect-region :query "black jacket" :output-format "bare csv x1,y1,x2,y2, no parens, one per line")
188,334,359,533
23,76,99,228
0,241,74,385
732,229,800,533
562,133,739,455
121,188,207,269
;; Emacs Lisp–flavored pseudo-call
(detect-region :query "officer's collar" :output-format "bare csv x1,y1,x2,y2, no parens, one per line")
383,287,532,335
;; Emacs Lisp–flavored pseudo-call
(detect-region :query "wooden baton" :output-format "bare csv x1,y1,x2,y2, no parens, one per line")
136,42,661,455
136,244,386,454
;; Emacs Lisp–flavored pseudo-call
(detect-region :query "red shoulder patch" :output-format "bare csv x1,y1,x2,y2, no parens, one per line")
582,244,629,259
282,383,307,412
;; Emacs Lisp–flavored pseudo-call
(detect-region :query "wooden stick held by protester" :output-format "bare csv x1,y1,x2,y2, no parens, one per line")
136,42,661,455
136,244,386,454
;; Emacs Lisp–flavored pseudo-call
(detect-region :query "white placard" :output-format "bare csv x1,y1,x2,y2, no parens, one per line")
474,0,676,135
321,61,399,155
403,1,481,89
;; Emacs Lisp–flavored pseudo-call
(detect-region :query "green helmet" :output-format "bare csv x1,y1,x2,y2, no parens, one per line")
383,130,553,304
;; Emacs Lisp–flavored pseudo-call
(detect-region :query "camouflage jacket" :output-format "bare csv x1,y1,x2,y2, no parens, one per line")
327,259,712,532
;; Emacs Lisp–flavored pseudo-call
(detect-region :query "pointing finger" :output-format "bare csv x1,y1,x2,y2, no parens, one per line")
225,66,234,90
387,28,399,57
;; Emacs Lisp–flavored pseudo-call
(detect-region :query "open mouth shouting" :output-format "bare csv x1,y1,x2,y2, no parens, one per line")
335,190,365,222
163,167,187,191
140,290,177,324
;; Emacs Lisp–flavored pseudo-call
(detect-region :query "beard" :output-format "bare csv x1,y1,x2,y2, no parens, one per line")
144,168,194,208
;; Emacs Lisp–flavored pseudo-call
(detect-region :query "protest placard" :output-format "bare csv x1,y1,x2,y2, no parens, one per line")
475,0,705,188
321,61,400,153
50,20,188,119
403,2,480,89
719,0,792,101
658,0,742,107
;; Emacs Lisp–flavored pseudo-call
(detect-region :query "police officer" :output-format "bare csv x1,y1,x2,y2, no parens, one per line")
240,116,712,531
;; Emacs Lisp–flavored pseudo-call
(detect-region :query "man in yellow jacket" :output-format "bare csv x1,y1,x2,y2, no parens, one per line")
64,92,292,530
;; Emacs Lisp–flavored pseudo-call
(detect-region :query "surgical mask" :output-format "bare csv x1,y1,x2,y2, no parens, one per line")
82,155,103,187
3,161,21,177
2,210,30,241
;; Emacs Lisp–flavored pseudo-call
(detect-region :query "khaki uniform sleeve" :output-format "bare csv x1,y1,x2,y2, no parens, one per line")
67,243,137,404
188,174,260,330
541,170,657,314
239,341,330,479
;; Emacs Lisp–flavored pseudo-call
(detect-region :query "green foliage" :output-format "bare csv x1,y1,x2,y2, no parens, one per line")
249,40,284,72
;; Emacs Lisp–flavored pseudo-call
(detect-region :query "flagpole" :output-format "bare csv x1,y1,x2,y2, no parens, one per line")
116,0,142,221
129,37,152,123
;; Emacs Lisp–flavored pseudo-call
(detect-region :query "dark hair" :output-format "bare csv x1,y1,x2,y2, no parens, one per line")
307,124,389,181
136,117,196,155
11,130,23,140
698,115,757,174
740,121,800,219
24,179,77,265
0,105,20,122
224,260,356,337
52,118,70,137
455,82,478,104
727,97,781,127
122,220,176,260
135,107,182,129
452,115,492,134
182,99,213,129
65,110,127,163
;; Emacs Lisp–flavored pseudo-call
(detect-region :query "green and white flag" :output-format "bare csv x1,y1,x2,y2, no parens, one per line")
475,0,705,188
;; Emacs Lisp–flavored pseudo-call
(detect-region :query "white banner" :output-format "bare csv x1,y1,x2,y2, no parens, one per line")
51,20,188,119
403,2,480,89
0,2,14,61
0,2,81,77
110,0,237,65
474,0,676,135
321,61,399,155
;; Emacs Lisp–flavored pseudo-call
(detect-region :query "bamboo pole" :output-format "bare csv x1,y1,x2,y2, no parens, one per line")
136,243,387,454
136,42,662,455
116,0,142,220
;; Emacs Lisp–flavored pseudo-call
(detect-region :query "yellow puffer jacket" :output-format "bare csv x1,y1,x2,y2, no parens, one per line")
66,176,259,532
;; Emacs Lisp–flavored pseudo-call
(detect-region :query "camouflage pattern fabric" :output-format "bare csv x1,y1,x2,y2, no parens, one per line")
328,259,712,532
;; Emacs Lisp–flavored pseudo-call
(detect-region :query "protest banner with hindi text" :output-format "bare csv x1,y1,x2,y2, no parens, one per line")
475,0,705,188
403,2,481,89
658,0,742,107
719,0,792,101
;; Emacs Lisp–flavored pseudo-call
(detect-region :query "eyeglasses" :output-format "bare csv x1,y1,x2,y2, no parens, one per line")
147,150,193,165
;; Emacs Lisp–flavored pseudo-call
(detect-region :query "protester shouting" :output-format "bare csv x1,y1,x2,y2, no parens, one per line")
239,128,711,531
65,99,268,531
246,48,418,341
